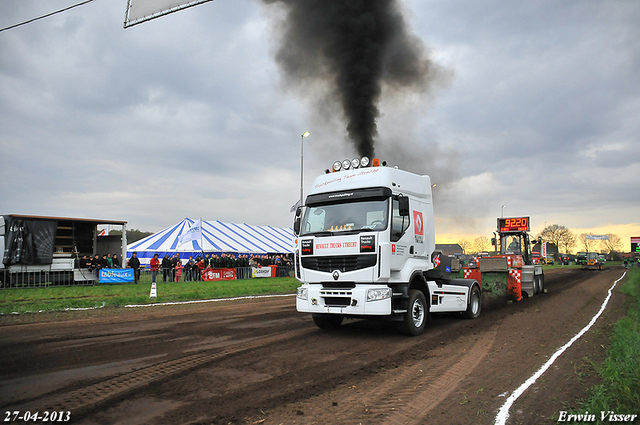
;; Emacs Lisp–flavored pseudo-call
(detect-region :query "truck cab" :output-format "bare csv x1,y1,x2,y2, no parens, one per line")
294,159,481,335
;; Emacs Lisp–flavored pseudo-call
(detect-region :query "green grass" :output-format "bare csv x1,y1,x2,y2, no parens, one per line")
573,267,640,420
0,277,300,314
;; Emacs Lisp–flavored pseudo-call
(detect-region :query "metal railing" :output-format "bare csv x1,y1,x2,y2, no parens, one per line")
1,266,295,289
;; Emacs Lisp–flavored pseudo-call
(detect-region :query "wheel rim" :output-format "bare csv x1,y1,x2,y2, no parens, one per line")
471,292,480,315
412,299,425,327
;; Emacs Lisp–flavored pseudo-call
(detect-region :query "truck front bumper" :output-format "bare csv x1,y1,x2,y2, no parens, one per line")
296,285,392,316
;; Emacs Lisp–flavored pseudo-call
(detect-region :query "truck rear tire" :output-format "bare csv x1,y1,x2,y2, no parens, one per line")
464,285,481,319
399,289,428,336
312,314,343,330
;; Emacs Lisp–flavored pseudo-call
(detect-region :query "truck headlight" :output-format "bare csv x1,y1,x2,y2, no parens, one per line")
297,287,308,300
367,287,391,302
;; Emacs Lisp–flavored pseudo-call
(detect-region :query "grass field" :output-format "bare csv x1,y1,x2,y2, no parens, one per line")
0,276,300,315
573,267,640,419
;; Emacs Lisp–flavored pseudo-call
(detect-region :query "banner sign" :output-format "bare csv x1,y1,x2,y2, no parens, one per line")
99,268,134,283
585,235,609,240
252,267,273,278
202,267,236,281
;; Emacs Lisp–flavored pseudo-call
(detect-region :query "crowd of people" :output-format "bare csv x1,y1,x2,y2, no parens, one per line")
77,253,121,271
129,252,293,284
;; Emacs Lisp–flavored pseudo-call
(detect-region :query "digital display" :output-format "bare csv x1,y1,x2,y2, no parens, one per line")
498,217,530,232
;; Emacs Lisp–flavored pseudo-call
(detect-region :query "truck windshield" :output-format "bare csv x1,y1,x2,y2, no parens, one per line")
300,199,389,236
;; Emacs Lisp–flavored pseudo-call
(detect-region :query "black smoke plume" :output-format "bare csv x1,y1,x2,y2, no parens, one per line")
262,0,440,158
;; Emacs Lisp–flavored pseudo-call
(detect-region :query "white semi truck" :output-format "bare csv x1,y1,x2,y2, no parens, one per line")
294,158,481,335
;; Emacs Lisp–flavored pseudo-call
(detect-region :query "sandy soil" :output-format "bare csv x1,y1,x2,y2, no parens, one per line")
0,267,631,425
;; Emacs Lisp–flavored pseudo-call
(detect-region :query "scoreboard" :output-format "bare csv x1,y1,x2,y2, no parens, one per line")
632,237,640,253
497,217,530,232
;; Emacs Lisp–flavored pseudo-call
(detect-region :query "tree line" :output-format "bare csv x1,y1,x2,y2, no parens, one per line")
458,224,623,256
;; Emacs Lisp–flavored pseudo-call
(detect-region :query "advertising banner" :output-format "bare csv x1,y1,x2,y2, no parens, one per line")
99,268,134,283
202,267,236,281
252,267,273,278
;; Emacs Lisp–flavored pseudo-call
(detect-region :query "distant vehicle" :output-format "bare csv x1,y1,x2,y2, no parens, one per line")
583,252,603,270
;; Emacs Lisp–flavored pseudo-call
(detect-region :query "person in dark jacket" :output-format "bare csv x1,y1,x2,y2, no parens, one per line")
161,255,172,282
128,252,141,284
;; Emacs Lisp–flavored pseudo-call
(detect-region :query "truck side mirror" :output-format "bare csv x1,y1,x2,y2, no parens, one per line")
398,195,410,217
491,237,497,246
293,206,302,236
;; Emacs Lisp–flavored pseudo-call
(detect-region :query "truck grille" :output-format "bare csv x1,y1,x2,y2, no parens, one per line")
301,254,376,272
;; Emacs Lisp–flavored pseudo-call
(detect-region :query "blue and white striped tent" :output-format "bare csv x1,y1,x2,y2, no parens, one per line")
126,218,295,264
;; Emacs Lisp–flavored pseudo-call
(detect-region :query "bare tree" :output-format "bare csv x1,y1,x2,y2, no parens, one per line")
578,233,599,253
601,234,623,254
538,224,566,249
557,228,577,254
473,236,491,254
458,239,471,255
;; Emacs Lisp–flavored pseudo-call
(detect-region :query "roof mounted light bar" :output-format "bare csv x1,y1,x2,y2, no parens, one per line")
326,157,387,173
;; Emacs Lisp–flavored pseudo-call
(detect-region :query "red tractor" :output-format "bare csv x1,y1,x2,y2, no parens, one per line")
463,217,545,307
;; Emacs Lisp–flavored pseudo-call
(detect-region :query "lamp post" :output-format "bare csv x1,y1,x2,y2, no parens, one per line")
300,131,310,207
501,205,506,218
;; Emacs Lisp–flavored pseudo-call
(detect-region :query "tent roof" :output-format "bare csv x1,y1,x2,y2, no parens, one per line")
127,218,294,257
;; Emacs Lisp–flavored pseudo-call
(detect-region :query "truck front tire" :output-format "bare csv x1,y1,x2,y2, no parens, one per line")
399,289,428,336
312,314,343,330
464,285,482,319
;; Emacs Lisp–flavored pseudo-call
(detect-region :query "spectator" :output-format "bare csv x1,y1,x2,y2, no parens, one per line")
150,253,160,283
184,256,194,282
91,254,103,272
175,259,183,282
128,252,141,284
80,255,91,268
112,254,120,268
106,254,114,268
171,254,179,281
161,255,172,282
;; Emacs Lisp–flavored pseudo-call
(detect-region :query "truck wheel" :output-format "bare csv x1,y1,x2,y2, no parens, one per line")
538,274,545,293
464,285,481,319
399,289,428,336
312,314,343,330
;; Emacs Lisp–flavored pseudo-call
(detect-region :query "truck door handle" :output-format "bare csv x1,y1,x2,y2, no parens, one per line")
410,246,414,254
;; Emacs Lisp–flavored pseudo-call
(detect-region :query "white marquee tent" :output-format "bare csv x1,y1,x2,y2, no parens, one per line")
126,218,295,264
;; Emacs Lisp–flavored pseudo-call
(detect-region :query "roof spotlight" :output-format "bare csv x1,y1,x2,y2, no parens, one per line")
351,158,360,169
361,156,370,167
342,159,351,170
332,161,342,172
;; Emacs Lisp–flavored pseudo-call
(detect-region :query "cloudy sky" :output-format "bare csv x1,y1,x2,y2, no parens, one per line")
1,0,639,250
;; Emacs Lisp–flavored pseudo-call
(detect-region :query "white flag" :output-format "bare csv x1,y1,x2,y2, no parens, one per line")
178,218,203,247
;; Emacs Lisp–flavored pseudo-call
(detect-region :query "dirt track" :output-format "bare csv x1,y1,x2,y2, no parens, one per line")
0,267,631,425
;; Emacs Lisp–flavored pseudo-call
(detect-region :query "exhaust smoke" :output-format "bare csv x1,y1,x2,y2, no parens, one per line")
262,0,442,158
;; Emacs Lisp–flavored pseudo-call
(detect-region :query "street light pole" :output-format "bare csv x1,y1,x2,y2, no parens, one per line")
300,132,310,207
501,205,506,218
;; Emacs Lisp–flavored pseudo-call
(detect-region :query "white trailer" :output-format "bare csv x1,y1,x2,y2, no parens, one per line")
294,159,481,335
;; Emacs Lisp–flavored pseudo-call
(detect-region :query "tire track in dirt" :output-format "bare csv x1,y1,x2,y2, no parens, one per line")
342,325,498,425
14,327,314,415
370,325,498,425
255,324,499,425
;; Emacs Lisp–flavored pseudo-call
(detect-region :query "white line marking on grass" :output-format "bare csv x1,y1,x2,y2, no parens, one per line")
494,271,627,425
124,293,296,308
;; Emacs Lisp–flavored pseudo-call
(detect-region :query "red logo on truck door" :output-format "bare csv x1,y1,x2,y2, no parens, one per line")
413,211,424,243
